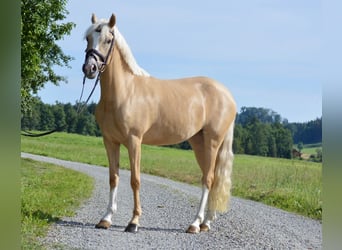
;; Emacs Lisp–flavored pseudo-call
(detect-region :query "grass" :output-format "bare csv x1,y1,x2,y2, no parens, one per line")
301,147,322,156
232,155,321,219
295,143,322,155
21,132,322,220
21,158,94,249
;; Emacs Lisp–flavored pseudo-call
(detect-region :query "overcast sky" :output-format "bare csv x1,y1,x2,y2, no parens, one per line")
38,0,321,123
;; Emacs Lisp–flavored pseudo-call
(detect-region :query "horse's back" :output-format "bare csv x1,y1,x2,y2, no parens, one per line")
154,76,236,126
145,76,234,105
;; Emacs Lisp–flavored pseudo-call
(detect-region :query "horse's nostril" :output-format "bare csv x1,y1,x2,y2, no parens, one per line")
91,64,97,72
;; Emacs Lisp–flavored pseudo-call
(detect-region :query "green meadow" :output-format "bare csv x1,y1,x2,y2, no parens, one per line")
301,143,322,155
21,132,322,220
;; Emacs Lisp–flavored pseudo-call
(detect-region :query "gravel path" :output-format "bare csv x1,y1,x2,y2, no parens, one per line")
22,153,322,249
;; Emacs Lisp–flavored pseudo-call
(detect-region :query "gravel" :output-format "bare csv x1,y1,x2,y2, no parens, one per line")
21,152,322,249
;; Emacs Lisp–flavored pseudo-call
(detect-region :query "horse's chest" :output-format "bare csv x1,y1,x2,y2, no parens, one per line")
95,104,128,140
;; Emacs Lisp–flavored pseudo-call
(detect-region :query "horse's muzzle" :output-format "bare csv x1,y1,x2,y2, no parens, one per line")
83,48,107,79
82,59,98,79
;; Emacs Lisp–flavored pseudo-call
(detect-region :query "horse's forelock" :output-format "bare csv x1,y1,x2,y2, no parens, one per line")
84,19,113,40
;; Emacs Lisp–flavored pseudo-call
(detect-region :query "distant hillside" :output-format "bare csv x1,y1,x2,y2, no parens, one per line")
234,107,293,158
285,118,322,144
236,106,322,145
236,107,283,125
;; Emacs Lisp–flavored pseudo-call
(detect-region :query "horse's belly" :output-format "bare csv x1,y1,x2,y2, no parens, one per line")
141,94,206,145
142,129,196,146
142,116,203,145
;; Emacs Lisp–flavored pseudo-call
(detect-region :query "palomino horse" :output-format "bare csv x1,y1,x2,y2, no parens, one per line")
82,13,236,234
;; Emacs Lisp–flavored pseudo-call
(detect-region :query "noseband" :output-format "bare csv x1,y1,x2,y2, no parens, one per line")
85,49,106,67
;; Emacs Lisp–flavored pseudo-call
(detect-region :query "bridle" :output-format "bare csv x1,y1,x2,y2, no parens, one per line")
21,30,116,137
83,30,115,73
77,30,116,113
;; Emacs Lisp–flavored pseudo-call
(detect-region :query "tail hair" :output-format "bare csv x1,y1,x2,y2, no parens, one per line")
208,122,235,212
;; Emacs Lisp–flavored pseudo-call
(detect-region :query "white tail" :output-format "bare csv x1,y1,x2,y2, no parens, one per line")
208,122,235,212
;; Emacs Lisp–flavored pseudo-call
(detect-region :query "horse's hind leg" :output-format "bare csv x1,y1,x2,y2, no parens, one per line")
95,140,120,229
200,210,216,232
187,131,220,233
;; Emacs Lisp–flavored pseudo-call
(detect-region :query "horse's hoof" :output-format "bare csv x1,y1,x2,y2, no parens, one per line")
186,225,200,234
95,220,111,229
200,223,210,232
124,223,139,233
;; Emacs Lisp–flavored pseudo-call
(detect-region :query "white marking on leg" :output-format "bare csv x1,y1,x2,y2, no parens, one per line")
102,187,118,223
190,185,209,228
202,210,217,230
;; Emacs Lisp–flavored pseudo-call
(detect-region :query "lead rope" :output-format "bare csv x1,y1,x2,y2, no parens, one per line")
76,73,101,114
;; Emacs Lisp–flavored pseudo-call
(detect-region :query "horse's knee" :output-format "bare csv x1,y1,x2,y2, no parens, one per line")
130,178,140,190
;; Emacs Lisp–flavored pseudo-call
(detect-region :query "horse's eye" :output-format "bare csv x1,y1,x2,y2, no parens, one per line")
107,39,112,44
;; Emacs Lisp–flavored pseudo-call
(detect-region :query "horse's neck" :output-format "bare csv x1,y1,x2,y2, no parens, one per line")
99,46,134,103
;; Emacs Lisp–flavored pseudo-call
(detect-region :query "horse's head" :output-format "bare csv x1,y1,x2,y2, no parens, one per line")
82,14,116,79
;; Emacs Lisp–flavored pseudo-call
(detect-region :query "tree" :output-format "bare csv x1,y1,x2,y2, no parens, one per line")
21,97,41,130
297,142,304,153
52,103,66,130
236,107,283,126
233,112,294,159
267,133,277,157
245,118,269,156
286,118,322,144
272,123,293,158
21,0,75,114
38,102,55,130
233,124,247,154
63,103,78,133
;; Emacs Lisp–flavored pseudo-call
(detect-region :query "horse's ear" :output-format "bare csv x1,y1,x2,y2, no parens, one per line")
91,13,97,24
109,14,116,28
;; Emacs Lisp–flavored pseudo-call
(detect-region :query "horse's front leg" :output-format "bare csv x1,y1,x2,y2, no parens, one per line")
125,135,142,233
95,140,120,229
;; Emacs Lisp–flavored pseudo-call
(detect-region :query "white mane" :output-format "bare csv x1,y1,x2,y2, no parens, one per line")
85,20,150,77
113,27,150,76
